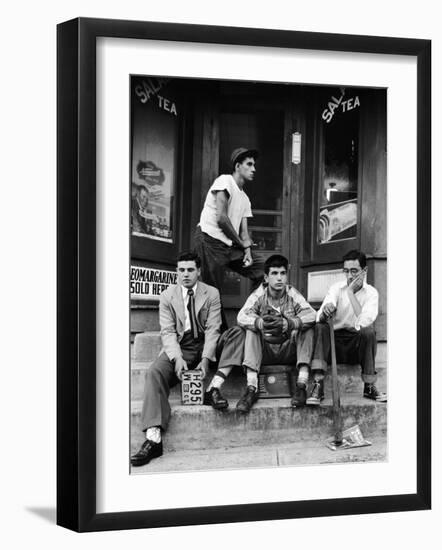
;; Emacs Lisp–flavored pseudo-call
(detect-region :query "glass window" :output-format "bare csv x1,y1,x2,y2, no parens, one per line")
318,89,360,244
131,77,178,243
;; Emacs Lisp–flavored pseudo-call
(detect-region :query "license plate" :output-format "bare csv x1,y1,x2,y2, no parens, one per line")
181,370,203,405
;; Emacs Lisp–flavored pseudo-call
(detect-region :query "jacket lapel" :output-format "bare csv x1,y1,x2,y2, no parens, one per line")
194,283,207,319
172,285,186,330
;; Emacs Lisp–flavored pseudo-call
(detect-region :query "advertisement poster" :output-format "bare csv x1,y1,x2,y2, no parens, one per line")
131,77,178,243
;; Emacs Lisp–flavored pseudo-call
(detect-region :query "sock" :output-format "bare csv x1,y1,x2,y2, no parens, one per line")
314,371,325,382
146,426,161,443
246,368,258,389
207,366,232,390
297,365,309,387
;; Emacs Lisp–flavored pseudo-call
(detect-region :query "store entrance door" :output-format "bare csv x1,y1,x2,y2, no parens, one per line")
218,107,292,309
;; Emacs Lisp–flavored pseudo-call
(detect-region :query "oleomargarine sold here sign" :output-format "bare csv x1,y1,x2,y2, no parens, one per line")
130,266,177,300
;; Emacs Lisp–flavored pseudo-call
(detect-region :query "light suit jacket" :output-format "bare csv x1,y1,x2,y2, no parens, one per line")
159,282,221,362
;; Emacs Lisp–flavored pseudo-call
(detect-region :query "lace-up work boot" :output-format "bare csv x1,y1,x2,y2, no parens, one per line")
291,383,307,408
306,379,324,406
236,385,258,413
363,383,387,402
204,387,229,410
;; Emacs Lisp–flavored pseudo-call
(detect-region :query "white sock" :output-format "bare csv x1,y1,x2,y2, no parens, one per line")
208,375,225,390
207,366,233,390
297,365,309,386
146,426,161,443
246,368,258,389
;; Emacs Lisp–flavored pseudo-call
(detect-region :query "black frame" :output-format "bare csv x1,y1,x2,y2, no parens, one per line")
57,17,431,532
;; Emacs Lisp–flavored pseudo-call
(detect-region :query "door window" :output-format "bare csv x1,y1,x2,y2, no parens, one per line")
317,89,360,245
218,110,285,302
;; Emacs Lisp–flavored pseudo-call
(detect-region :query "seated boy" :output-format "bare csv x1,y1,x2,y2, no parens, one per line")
307,249,387,406
204,254,316,412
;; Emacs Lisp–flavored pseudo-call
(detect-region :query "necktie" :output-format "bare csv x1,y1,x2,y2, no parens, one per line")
187,288,199,340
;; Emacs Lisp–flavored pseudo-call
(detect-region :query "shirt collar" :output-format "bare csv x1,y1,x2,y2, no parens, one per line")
181,283,197,299
264,285,288,301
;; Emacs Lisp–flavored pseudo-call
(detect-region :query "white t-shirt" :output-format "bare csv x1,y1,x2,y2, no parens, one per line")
198,174,253,246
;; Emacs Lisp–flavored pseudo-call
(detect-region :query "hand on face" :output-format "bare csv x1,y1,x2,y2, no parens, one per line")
347,268,367,293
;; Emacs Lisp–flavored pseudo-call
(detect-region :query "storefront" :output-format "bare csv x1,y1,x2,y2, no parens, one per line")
130,76,387,340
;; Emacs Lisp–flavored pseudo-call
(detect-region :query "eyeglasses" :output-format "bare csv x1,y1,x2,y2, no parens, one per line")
343,268,362,276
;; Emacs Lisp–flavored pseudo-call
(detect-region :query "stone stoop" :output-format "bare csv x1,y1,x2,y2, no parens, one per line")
131,394,387,454
130,331,388,471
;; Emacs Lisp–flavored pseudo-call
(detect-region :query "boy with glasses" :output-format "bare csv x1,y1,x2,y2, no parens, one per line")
307,249,387,405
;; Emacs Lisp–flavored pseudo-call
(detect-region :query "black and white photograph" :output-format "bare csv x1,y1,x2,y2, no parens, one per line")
1,0,439,544
129,75,388,473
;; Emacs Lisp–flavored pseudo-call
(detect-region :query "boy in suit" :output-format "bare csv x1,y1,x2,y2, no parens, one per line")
131,251,222,467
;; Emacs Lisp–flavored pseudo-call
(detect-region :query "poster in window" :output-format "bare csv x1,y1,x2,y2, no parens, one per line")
131,77,178,243
318,88,360,244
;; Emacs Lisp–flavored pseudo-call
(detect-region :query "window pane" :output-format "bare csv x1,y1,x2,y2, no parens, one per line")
131,77,178,243
249,229,282,251
318,90,359,244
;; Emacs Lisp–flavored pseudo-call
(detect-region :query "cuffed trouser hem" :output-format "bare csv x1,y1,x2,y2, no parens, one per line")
142,422,162,433
312,359,328,372
361,373,377,384
242,362,260,372
311,359,327,372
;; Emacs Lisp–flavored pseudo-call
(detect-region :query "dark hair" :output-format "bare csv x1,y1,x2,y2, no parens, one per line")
177,251,201,268
264,254,288,274
342,249,366,269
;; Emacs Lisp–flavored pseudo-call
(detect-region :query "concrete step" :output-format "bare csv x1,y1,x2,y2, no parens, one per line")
131,392,387,454
130,436,387,474
132,330,387,364
130,360,387,401
133,331,162,362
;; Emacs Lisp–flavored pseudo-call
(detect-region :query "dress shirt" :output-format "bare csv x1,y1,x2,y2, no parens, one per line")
181,283,198,333
317,280,379,331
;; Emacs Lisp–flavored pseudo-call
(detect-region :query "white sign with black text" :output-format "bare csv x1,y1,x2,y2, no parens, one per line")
130,265,177,300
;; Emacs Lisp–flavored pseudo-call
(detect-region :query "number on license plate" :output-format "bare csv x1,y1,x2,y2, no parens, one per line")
181,370,203,405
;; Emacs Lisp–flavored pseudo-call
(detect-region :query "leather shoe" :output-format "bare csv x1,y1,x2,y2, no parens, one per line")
204,387,229,410
363,383,387,402
130,439,163,467
236,385,258,413
291,383,307,408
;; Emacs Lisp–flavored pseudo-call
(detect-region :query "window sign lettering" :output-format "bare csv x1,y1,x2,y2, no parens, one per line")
130,266,177,300
322,88,361,124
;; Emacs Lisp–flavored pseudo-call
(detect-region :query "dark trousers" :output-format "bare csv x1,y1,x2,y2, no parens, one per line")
217,325,314,373
311,322,377,383
194,227,265,327
140,332,203,432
